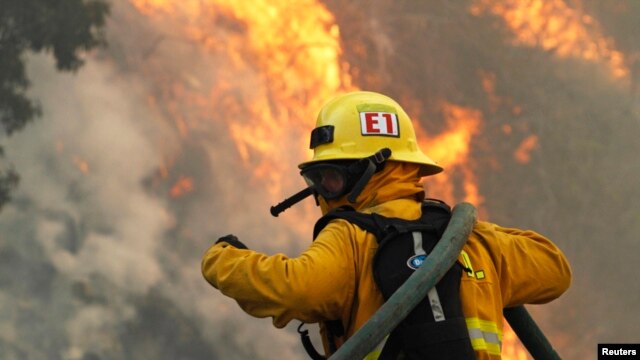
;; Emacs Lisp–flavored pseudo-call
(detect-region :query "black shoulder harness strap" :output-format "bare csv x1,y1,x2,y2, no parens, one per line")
313,199,451,239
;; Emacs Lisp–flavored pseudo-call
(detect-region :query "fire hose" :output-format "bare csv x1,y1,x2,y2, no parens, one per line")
329,202,561,360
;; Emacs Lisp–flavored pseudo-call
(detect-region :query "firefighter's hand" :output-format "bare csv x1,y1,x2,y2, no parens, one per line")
215,234,248,249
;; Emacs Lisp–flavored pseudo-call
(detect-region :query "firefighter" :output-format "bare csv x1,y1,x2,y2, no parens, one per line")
201,91,572,359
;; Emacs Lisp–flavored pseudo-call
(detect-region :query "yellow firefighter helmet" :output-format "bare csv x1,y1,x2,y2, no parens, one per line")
299,91,443,177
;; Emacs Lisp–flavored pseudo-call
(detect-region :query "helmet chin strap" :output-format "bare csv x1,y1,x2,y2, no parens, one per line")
346,148,392,203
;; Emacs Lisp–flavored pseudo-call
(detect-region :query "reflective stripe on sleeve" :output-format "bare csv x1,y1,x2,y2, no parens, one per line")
466,317,502,355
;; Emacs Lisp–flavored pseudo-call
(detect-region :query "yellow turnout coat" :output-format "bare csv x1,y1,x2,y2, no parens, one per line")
202,162,572,359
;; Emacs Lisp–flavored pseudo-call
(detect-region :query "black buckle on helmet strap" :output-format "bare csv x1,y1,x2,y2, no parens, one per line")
309,125,334,149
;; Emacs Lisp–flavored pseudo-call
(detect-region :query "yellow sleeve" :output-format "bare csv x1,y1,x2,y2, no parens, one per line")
201,225,356,328
475,222,572,307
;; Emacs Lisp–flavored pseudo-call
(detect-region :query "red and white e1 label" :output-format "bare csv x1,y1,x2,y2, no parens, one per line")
359,112,399,136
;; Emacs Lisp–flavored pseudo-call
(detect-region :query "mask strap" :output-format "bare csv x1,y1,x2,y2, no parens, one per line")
347,148,392,203
347,161,376,203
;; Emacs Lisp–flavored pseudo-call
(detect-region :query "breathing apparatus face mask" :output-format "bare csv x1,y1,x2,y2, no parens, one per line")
270,148,392,217
300,161,356,200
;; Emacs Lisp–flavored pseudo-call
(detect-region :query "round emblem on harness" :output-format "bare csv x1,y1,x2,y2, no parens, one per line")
406,254,427,270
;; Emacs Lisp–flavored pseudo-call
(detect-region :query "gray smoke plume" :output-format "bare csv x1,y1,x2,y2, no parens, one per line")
0,14,304,359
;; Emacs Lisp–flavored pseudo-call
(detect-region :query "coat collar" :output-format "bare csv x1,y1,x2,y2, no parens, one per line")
319,161,426,215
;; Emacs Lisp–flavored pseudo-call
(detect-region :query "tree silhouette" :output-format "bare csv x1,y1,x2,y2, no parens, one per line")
0,0,110,209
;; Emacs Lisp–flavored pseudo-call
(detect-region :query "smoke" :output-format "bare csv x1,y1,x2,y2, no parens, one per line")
25,56,168,292
0,6,304,357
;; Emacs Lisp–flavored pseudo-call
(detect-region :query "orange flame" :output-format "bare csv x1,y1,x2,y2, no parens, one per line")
514,135,539,164
169,176,195,198
471,0,628,78
480,70,502,113
55,140,91,174
131,2,540,358
130,0,354,200
72,156,90,174
503,321,531,360
417,103,484,209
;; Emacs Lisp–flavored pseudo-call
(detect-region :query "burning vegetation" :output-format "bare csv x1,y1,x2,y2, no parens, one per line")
1,0,639,359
